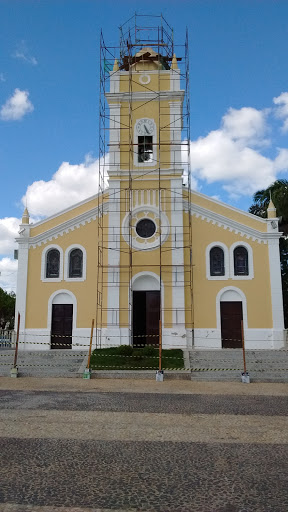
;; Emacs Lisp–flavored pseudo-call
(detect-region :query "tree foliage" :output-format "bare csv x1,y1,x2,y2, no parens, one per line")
249,179,288,327
0,288,16,329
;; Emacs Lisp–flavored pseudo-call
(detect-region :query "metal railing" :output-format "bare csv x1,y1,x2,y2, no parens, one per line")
0,329,15,348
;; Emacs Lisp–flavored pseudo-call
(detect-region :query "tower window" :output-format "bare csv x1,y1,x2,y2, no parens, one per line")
138,136,153,163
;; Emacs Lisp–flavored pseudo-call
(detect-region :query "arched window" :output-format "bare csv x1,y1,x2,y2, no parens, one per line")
210,247,225,276
69,249,83,278
234,246,249,276
46,249,60,278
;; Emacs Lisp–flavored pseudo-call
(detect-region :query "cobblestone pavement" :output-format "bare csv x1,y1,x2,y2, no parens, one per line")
0,389,288,416
0,380,288,511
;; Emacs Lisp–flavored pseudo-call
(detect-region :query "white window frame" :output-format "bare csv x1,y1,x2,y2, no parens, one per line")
134,118,157,167
230,241,254,280
41,244,63,283
206,242,229,280
64,244,87,282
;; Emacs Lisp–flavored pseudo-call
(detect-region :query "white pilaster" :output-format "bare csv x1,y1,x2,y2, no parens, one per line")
170,178,186,338
107,179,121,339
169,101,182,170
268,238,284,333
15,225,30,333
108,103,121,173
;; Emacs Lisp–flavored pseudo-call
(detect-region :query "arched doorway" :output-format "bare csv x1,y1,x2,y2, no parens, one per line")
132,273,160,347
219,289,245,348
49,292,75,349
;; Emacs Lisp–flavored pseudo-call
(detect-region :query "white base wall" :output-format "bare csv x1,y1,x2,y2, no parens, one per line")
18,326,285,351
194,328,285,350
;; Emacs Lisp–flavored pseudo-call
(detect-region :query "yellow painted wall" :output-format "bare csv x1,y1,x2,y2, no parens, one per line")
25,214,109,329
119,71,171,93
119,100,174,171
182,212,273,329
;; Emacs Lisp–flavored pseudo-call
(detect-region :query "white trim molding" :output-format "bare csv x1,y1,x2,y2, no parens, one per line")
206,241,229,280
184,200,281,244
229,241,254,280
41,244,64,283
28,201,109,248
64,244,87,282
122,206,170,251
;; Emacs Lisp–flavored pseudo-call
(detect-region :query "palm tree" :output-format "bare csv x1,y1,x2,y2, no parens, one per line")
249,179,288,234
249,179,288,327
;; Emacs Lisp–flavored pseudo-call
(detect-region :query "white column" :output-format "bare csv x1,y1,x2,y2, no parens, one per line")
169,102,182,171
15,225,30,335
169,178,186,343
106,179,121,344
109,103,121,173
268,238,284,331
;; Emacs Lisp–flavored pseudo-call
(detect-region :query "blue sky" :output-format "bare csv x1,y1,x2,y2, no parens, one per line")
1,0,288,290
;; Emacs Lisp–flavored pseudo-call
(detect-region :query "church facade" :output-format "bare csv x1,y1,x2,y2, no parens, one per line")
15,19,285,351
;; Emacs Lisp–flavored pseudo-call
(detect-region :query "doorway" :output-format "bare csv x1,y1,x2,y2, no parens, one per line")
133,291,160,346
51,304,73,349
220,301,243,348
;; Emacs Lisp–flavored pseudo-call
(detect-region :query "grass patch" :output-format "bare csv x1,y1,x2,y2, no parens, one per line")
90,346,184,370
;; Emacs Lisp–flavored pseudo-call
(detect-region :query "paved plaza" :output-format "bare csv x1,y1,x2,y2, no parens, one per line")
0,378,287,512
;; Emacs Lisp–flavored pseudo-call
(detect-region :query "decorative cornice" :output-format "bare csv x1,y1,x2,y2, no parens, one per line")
183,200,281,244
26,202,109,248
106,91,184,103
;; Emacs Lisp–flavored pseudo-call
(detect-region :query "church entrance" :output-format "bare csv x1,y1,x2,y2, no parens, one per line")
133,291,160,347
220,301,243,348
51,304,73,349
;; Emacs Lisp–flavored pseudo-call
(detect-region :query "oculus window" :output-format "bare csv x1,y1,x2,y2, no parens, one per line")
136,218,156,239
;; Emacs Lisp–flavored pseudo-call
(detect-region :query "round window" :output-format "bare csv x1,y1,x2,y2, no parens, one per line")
135,218,156,239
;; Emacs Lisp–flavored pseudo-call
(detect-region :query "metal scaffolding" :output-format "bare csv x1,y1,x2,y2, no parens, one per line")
96,14,193,348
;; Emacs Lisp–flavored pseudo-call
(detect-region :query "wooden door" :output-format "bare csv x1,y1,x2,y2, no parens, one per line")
220,301,243,348
133,291,160,346
146,291,160,346
51,304,73,349
133,291,146,346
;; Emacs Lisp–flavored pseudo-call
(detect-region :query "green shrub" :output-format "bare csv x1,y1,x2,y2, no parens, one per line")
117,345,133,356
142,345,157,357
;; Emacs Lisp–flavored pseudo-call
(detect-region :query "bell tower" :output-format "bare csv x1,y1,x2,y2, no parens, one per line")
96,15,193,350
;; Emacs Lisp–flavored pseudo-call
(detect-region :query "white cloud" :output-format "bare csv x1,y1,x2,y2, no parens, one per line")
0,73,6,82
0,217,20,256
222,107,269,146
0,258,17,293
12,40,37,66
22,154,107,217
189,105,288,197
0,88,34,121
273,92,288,133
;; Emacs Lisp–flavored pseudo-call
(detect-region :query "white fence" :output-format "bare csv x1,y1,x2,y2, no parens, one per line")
0,329,16,348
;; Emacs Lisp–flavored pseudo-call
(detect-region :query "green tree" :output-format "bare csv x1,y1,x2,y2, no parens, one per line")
249,179,288,327
0,288,16,329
